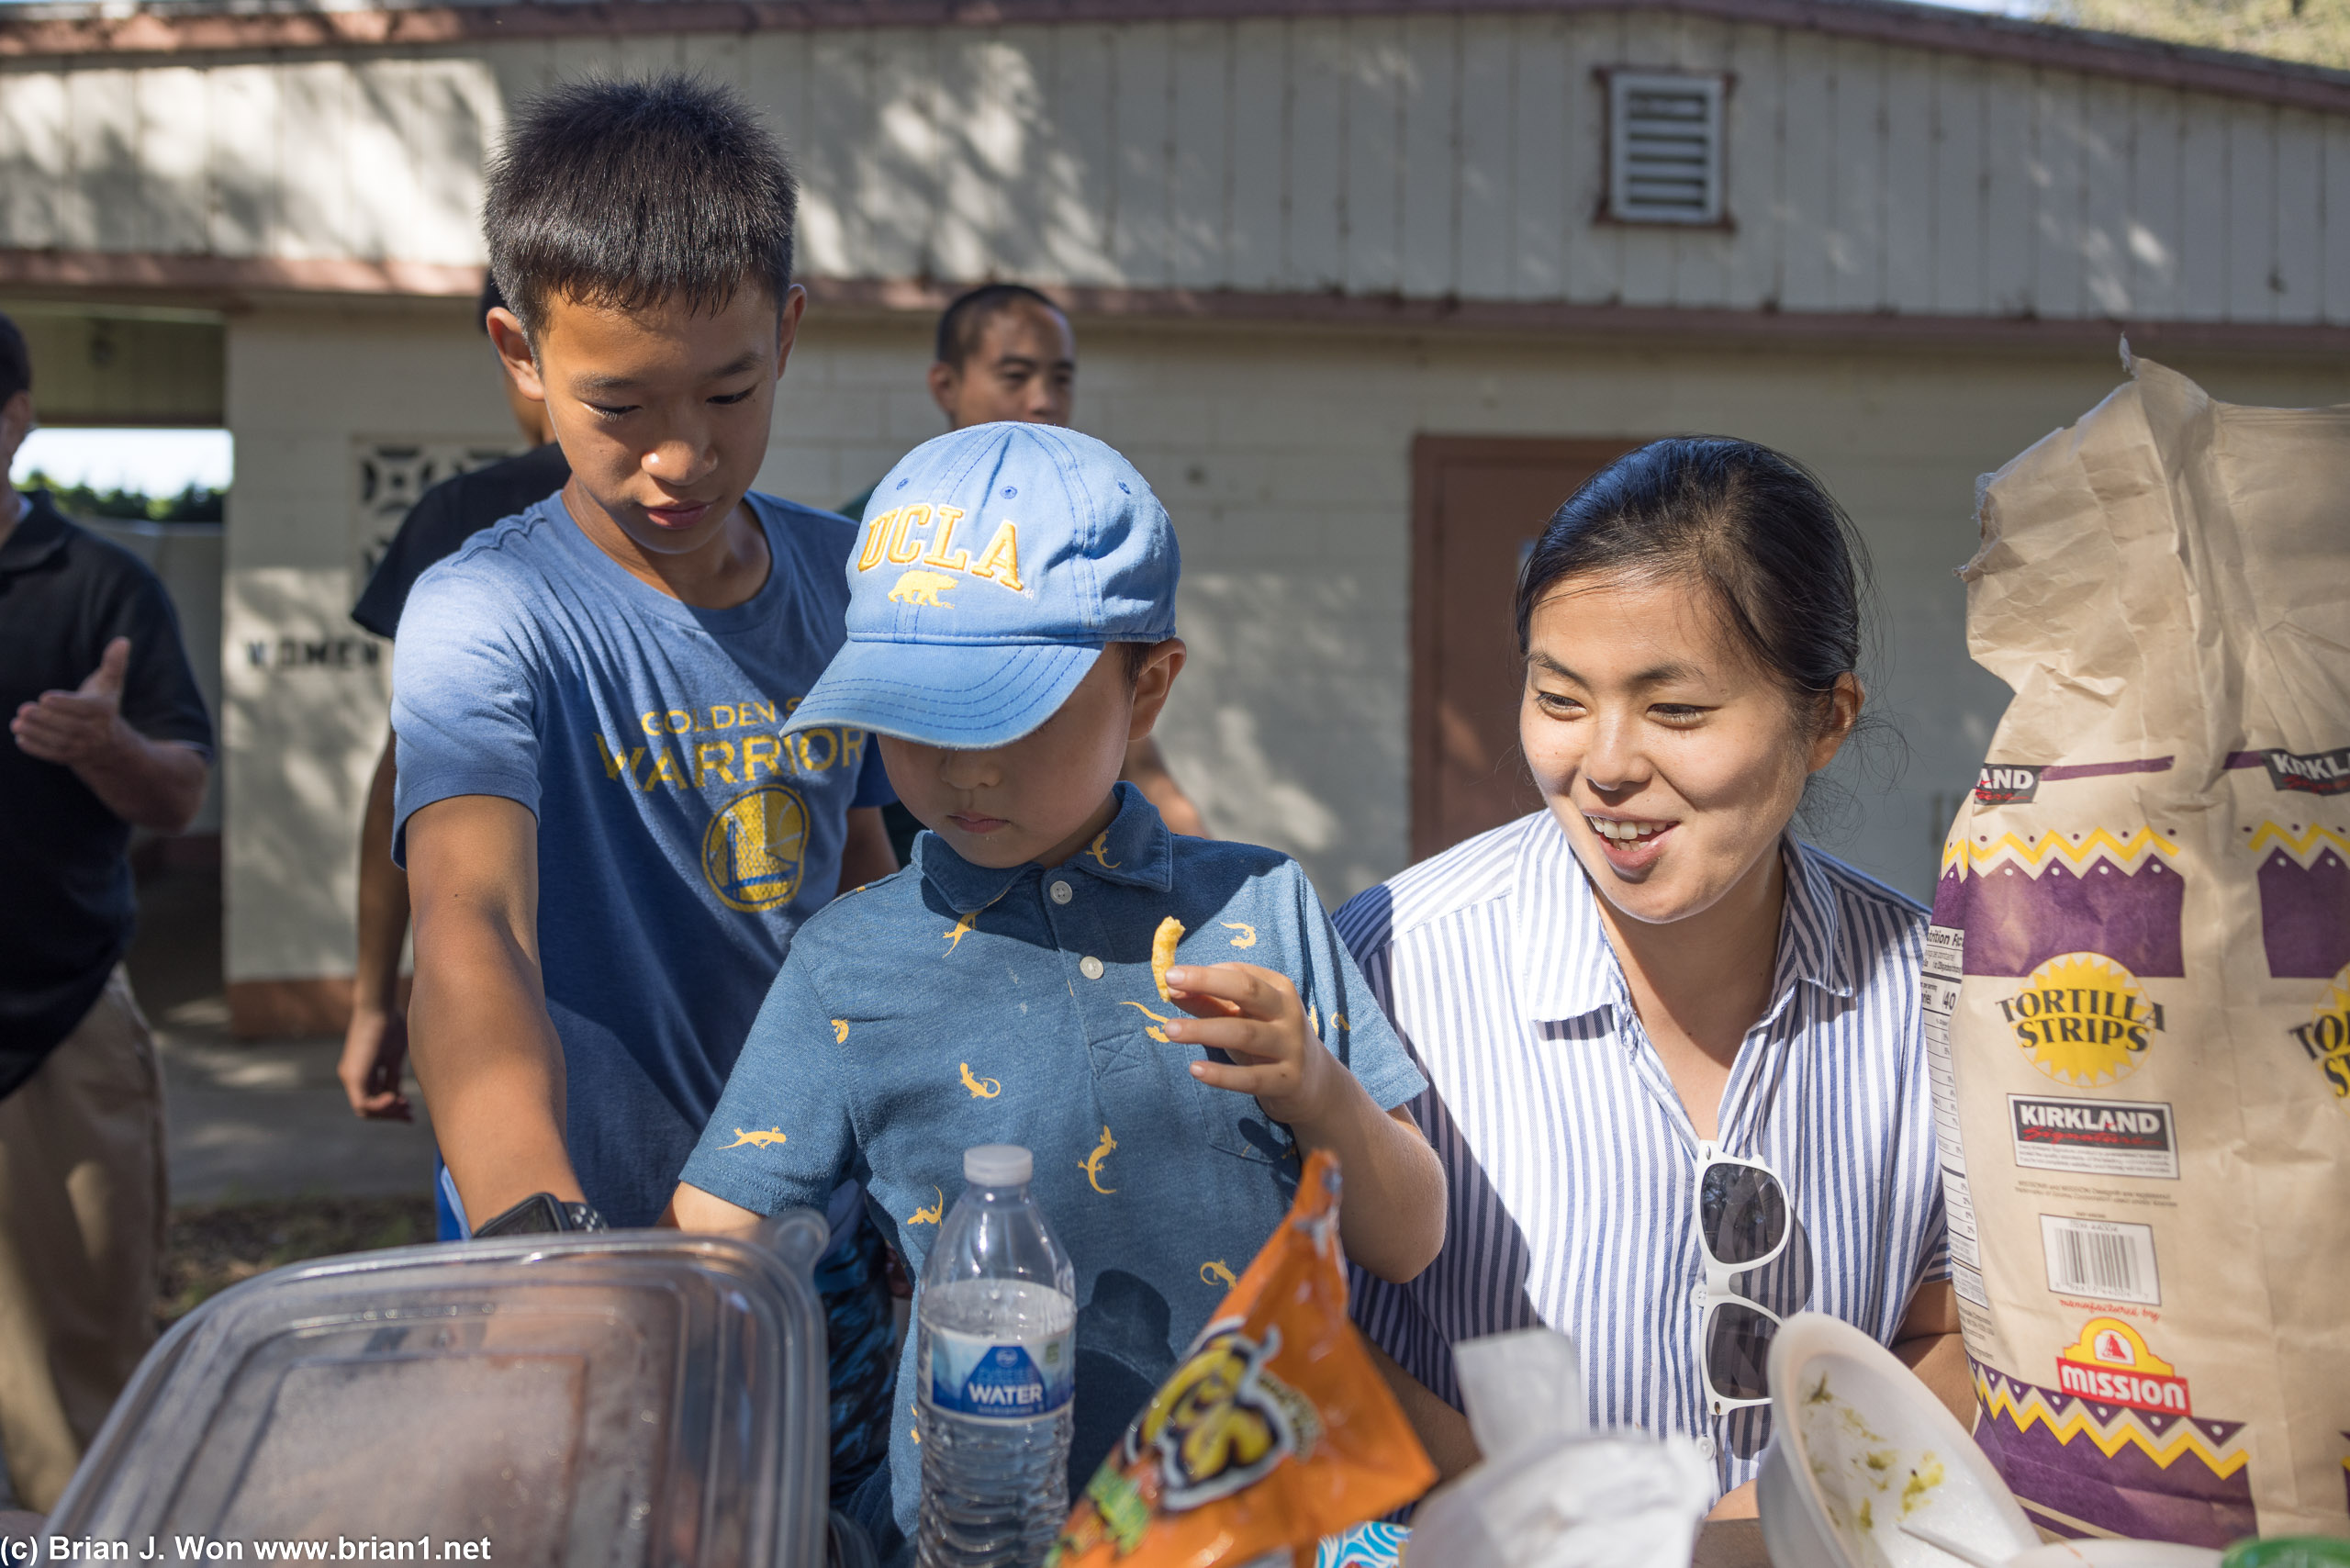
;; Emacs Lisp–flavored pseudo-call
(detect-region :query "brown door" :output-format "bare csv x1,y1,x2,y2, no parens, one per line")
1411,437,1643,863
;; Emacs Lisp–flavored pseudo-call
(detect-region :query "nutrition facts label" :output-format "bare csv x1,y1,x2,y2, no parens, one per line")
1922,924,1989,1318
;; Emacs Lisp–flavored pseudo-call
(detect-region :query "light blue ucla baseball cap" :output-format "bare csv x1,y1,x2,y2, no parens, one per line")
784,421,1179,748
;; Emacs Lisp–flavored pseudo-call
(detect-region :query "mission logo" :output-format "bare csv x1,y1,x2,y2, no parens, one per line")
2055,1318,2191,1417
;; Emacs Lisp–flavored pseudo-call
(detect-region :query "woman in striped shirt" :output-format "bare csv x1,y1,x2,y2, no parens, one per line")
1338,439,1967,1515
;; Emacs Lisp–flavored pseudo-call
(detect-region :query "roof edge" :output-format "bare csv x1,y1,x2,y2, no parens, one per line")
7,249,2349,356
1,0,2348,113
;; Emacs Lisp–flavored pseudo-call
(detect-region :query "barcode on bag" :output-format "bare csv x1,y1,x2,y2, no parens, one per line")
2039,1215,2160,1305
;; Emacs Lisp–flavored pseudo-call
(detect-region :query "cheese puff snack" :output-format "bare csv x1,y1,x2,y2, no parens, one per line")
1046,1151,1435,1566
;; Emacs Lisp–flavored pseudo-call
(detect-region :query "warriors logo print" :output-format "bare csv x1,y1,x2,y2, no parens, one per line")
701,784,810,912
1996,951,2165,1088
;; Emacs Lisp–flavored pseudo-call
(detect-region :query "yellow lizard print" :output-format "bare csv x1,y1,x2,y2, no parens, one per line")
959,1062,1002,1099
1080,1126,1118,1193
1307,1002,1319,1036
721,1127,788,1150
1119,999,1174,1043
1333,1014,1348,1030
909,1186,944,1225
832,1019,850,1043
1222,922,1258,948
943,908,982,954
1200,1260,1237,1289
941,888,1007,955
1084,831,1121,870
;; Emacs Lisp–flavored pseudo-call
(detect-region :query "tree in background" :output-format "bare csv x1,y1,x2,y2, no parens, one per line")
21,469,225,524
2043,0,2350,70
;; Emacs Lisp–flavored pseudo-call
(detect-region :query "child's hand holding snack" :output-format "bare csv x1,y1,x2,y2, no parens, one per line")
1160,961,1339,1129
1158,954,1444,1285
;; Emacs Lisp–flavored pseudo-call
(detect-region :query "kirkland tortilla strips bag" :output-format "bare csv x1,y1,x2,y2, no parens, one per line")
1929,352,2350,1546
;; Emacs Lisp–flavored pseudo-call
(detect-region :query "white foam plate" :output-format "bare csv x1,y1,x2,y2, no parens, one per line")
1758,1313,2042,1568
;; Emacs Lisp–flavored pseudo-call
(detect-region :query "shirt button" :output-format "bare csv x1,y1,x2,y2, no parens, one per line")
1049,880,1073,905
1692,1282,1707,1305
1080,956,1104,980
1695,1433,1718,1461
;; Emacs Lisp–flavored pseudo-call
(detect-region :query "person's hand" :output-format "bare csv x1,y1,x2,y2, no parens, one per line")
11,636,134,767
1158,963,1336,1126
339,1005,415,1121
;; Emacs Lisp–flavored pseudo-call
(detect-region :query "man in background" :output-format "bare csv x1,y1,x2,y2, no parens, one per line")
0,310,213,1509
849,284,1207,860
339,277,569,1147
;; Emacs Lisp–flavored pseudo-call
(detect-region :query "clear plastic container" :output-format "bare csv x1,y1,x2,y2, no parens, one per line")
48,1215,841,1568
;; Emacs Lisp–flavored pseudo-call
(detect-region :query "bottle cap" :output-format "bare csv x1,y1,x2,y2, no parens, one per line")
963,1144,1033,1186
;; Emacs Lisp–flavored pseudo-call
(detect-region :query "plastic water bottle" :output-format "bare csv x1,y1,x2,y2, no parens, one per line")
915,1145,1078,1568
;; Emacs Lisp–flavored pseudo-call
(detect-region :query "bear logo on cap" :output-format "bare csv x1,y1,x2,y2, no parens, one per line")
889,569,957,608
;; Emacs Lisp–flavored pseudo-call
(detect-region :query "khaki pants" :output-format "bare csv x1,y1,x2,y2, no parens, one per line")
0,968,166,1512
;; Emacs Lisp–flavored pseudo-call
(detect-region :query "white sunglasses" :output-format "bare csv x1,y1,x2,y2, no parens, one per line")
1693,1143,1792,1417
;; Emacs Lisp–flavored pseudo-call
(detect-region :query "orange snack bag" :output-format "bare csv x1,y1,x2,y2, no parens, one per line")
1046,1151,1436,1566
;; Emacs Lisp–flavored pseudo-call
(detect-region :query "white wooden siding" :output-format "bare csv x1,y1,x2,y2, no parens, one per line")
3,13,2344,319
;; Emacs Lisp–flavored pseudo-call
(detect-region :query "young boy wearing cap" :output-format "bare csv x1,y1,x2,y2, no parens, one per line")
667,421,1446,1557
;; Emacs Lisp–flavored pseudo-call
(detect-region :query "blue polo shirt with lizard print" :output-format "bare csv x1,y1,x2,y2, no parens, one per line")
678,782,1427,1559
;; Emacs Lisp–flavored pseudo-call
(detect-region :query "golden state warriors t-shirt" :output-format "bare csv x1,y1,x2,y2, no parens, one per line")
390,492,893,1226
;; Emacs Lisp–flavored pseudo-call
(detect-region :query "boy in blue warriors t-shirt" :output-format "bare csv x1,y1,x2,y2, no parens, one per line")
391,78,900,1495
667,421,1448,1562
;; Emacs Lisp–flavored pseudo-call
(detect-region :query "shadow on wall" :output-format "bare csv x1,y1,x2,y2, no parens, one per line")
1167,569,1407,904
0,58,498,264
786,33,1353,290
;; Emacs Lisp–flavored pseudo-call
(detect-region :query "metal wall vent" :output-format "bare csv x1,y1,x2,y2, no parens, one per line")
1606,72,1726,226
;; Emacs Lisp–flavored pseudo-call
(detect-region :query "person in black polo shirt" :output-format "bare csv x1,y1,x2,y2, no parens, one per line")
338,276,567,1151
0,309,213,1511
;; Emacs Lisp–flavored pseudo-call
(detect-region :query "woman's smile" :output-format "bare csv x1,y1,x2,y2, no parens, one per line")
1583,811,1677,872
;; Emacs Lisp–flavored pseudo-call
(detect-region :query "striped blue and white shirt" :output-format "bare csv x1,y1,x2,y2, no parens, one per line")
1336,810,1948,1498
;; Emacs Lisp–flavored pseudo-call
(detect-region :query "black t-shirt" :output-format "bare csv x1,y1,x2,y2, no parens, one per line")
840,481,926,859
350,442,571,638
0,491,215,1083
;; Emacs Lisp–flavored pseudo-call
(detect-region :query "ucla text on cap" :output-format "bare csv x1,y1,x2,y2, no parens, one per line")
784,422,1180,750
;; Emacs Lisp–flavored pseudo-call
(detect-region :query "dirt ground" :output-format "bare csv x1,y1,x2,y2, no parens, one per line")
157,1194,437,1327
119,862,444,1329
128,864,440,1206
